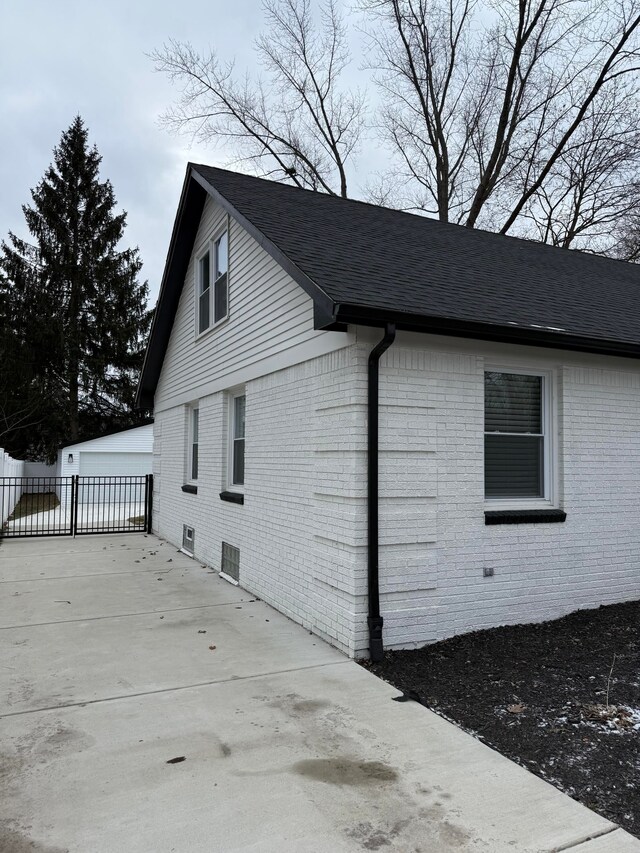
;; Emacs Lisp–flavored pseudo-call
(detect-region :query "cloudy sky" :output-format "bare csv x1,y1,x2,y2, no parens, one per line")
1,0,340,305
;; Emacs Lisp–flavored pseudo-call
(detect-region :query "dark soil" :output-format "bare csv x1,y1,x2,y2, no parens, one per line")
365,600,640,837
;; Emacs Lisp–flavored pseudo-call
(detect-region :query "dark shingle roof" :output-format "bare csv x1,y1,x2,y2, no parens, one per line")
136,164,640,407
192,164,640,346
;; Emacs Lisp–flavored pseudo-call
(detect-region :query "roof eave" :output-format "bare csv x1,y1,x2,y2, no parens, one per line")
61,417,155,450
135,169,208,410
333,303,640,360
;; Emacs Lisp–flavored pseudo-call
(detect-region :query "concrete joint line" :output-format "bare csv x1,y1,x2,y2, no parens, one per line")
0,601,246,630
551,825,619,851
0,568,174,584
0,659,351,719
0,547,145,560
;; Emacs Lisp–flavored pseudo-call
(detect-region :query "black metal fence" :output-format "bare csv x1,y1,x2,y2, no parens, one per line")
0,475,153,538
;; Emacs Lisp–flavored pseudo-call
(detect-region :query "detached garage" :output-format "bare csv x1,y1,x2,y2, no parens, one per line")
59,422,153,480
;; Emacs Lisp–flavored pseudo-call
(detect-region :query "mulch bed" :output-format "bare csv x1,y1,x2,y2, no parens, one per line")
364,600,640,838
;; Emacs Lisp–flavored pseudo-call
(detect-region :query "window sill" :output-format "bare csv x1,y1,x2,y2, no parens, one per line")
220,490,244,505
485,509,566,525
181,484,198,495
195,313,230,342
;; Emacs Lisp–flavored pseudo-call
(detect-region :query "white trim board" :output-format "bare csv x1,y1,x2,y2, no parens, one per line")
153,330,354,413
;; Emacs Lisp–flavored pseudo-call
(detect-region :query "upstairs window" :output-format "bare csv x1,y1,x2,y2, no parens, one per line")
196,229,228,335
197,252,210,334
214,231,228,323
484,370,550,501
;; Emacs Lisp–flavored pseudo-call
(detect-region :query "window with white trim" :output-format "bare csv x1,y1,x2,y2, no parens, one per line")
213,231,228,324
484,370,551,501
196,229,228,335
228,391,245,489
197,251,210,334
189,406,199,481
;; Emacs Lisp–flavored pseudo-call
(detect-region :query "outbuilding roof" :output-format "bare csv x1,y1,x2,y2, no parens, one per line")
61,419,154,451
136,164,640,408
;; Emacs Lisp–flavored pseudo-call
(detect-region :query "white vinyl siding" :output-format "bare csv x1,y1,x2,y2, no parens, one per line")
154,195,349,412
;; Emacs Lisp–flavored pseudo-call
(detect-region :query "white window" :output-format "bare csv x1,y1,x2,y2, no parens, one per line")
484,369,554,504
197,251,210,334
196,229,228,336
228,391,245,489
189,406,199,481
213,231,228,324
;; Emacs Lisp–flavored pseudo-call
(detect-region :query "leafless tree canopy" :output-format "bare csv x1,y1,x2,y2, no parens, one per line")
363,0,640,253
151,0,365,197
155,0,640,256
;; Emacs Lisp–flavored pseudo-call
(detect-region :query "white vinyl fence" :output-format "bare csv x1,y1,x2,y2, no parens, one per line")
23,460,60,493
0,449,26,525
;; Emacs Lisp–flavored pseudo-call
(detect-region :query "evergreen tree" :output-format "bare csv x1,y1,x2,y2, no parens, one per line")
0,116,152,461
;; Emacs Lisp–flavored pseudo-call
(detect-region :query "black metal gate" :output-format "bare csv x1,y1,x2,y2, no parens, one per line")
0,475,153,539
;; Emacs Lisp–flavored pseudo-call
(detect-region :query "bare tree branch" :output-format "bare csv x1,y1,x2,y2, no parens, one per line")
362,0,640,247
151,0,366,197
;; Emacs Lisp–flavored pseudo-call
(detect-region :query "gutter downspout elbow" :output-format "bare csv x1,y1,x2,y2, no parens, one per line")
367,323,396,662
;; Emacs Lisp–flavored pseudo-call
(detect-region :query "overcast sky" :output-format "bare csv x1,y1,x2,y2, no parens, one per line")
1,0,328,305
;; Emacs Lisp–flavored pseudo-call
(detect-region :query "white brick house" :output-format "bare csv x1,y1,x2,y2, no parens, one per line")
137,165,640,659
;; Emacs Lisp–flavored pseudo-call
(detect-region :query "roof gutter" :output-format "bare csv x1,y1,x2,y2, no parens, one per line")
367,323,396,662
333,304,640,361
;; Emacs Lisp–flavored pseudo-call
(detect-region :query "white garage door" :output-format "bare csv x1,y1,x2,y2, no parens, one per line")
79,452,152,476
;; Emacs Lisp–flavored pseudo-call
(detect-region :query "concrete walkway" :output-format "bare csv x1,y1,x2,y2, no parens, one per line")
1,535,638,853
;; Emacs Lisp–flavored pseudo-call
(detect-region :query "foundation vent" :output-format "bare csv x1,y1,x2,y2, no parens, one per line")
221,542,240,582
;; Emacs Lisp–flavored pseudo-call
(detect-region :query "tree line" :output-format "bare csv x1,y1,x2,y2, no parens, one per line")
0,117,151,462
4,0,640,460
153,0,640,258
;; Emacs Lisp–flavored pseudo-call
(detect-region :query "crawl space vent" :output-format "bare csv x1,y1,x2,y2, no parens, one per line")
221,542,240,581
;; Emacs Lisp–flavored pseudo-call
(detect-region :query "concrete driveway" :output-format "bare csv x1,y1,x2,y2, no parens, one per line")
5,500,145,535
1,534,638,853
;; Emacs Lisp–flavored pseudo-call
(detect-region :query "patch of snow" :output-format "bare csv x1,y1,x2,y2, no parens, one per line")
528,323,566,332
555,705,640,735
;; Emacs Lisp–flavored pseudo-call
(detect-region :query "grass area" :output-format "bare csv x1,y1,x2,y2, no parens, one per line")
8,492,60,521
128,515,145,525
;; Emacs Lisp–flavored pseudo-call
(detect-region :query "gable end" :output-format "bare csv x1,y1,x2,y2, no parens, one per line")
136,166,338,409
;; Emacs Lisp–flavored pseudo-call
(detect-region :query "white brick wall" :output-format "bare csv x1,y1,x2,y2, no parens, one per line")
372,334,640,654
153,345,367,656
153,328,640,658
